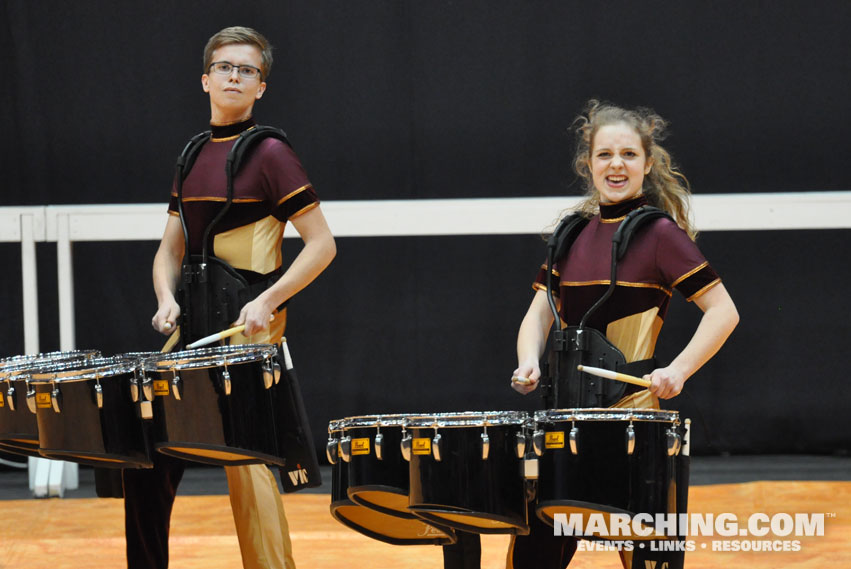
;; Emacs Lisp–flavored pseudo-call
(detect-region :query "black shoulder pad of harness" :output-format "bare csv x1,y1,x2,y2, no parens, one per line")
548,213,591,263
176,130,211,181
612,206,673,261
176,125,293,181
228,125,292,176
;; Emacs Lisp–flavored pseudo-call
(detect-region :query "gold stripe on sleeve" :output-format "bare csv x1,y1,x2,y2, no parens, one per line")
671,261,709,288
276,184,313,206
686,278,721,302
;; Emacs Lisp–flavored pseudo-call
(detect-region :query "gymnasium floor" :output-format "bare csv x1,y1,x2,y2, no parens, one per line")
1,455,849,568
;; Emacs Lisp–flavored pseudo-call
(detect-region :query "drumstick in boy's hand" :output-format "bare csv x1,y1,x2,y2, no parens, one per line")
186,314,275,349
186,325,246,349
576,365,651,388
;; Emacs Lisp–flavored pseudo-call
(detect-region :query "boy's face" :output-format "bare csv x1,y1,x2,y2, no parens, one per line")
201,44,266,121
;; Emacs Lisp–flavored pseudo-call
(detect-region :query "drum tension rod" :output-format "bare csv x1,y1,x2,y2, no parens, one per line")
26,377,37,414
626,418,636,455
432,422,442,462
569,420,579,455
400,426,412,462
326,431,339,465
480,423,490,461
51,379,62,414
374,424,384,461
171,368,182,401
94,373,104,409
220,360,232,396
5,380,15,412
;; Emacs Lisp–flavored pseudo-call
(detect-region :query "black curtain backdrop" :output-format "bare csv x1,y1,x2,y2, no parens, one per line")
1,1,849,456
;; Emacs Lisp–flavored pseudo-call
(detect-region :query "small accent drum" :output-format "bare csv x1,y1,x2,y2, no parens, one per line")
328,418,456,546
143,345,283,466
0,350,100,457
407,411,530,535
335,414,421,518
31,355,151,468
532,408,687,539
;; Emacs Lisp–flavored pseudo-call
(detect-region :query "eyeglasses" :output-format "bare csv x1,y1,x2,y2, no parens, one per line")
208,61,263,80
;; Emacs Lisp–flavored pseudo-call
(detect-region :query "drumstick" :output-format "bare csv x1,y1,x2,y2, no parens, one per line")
511,375,533,385
161,327,181,353
186,315,276,349
186,325,246,349
576,365,651,388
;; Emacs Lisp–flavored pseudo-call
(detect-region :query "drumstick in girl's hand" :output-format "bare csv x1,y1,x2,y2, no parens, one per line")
576,365,652,388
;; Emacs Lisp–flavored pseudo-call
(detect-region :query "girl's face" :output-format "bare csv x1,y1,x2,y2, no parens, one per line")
589,122,653,204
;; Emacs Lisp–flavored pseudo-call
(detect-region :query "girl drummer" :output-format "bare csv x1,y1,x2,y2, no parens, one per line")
509,100,739,569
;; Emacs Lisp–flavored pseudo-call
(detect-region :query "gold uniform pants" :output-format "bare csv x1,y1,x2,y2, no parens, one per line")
227,310,294,569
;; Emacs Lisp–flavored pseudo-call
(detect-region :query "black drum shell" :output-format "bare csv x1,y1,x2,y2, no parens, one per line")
408,423,528,535
34,371,151,469
535,417,682,525
345,424,411,516
330,455,456,546
150,359,282,466
0,377,39,457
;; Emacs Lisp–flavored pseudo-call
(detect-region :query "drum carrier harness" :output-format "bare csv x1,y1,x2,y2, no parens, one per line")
541,206,673,409
174,125,291,346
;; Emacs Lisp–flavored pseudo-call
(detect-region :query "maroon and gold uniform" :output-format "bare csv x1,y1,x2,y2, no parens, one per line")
125,118,316,569
534,195,719,368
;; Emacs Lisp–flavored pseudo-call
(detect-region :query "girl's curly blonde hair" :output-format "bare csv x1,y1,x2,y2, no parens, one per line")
571,100,697,240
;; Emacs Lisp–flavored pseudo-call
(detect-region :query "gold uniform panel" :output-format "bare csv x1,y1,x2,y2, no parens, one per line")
213,216,285,274
605,307,664,364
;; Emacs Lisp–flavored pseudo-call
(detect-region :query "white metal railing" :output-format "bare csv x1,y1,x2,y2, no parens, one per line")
0,206,46,355
15,191,851,351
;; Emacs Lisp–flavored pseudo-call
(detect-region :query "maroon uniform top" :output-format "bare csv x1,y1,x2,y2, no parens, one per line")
168,118,319,276
534,196,720,363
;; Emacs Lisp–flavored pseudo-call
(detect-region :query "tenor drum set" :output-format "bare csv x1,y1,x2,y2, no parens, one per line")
0,345,296,473
327,408,690,545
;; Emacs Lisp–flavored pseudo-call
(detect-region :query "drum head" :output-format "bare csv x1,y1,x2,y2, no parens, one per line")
331,498,456,546
409,508,529,535
348,486,413,518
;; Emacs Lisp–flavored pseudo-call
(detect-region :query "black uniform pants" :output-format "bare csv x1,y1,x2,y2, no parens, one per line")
123,452,186,569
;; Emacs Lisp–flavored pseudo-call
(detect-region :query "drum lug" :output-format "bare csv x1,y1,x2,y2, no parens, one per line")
374,432,384,460
480,432,490,460
129,375,139,403
666,428,681,456
515,431,527,459
400,433,412,462
532,429,544,457
26,382,36,414
51,386,62,413
340,436,352,462
625,423,635,455
5,384,15,412
94,381,103,409
141,373,153,402
273,361,282,385
569,425,579,455
262,360,274,389
172,372,183,401
221,369,232,396
326,438,338,465
432,433,443,462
